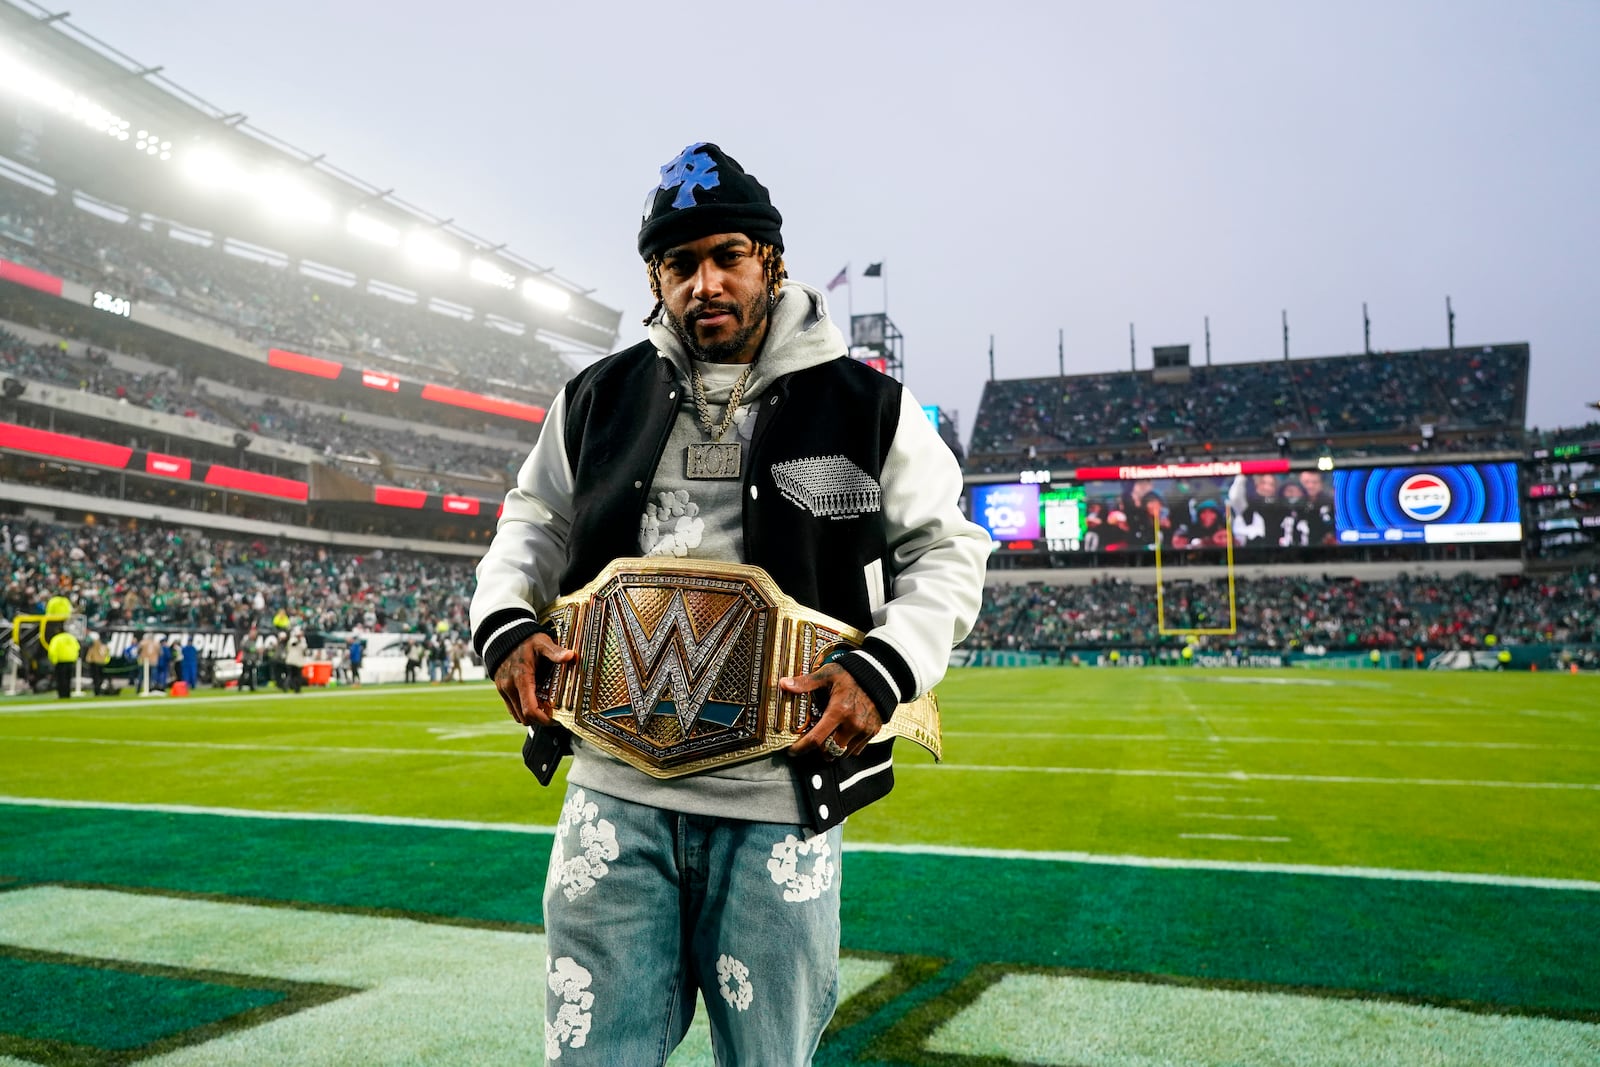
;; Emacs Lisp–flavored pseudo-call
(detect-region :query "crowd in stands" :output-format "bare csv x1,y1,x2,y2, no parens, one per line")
1,328,524,495
969,570,1598,652
0,183,574,405
0,517,475,636
967,346,1528,471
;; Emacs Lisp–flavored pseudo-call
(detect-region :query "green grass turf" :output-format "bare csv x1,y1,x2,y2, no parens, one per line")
2,669,1598,1062
2,805,1596,1018
0,953,284,1049
3,669,1595,878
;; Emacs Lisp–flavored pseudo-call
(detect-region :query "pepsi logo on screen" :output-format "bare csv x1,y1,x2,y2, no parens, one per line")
1395,473,1451,522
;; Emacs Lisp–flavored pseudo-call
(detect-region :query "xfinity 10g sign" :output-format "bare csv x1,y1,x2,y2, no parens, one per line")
970,483,1040,542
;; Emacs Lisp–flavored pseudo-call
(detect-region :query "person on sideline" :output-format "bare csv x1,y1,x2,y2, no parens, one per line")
471,143,989,1064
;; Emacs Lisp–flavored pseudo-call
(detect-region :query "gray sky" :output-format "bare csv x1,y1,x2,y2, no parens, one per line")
41,0,1600,442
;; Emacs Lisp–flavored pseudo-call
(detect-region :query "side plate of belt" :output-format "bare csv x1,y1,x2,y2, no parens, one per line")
534,557,941,780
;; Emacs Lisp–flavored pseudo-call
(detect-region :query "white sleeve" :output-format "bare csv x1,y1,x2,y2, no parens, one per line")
469,389,576,665
860,387,992,698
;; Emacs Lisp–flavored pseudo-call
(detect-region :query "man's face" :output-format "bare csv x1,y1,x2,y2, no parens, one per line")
1298,471,1324,496
657,233,770,364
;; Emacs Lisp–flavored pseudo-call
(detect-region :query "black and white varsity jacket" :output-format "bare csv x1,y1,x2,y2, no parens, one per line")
470,283,990,831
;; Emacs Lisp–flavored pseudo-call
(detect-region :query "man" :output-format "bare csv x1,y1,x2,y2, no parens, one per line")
84,632,110,696
46,628,80,699
470,143,989,1064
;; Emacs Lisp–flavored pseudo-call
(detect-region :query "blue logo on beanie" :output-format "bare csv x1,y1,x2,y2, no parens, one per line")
659,143,720,209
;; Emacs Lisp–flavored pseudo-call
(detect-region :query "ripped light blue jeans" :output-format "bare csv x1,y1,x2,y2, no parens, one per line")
540,784,843,1065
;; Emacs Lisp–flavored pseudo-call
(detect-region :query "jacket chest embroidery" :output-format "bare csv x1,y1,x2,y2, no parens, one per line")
771,456,882,519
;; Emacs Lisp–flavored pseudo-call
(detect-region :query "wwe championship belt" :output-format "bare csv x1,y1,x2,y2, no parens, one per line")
534,557,941,779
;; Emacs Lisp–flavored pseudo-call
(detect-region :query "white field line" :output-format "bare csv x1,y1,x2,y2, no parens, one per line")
7,795,1599,892
1179,833,1292,843
1178,813,1281,821
10,735,1597,792
4,735,511,759
1175,796,1265,803
1,711,510,731
907,763,1600,791
0,684,494,714
0,795,555,834
944,731,1592,751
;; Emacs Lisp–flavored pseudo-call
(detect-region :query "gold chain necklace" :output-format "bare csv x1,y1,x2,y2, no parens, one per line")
685,363,754,480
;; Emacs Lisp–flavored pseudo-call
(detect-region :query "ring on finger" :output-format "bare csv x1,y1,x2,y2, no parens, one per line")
822,735,847,759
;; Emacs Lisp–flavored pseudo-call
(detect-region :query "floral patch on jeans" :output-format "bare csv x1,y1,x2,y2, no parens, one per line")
546,955,595,1059
716,953,753,1012
550,788,620,902
766,832,836,903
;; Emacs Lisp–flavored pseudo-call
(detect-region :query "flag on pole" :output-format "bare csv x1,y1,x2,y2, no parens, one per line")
826,265,849,291
862,262,883,277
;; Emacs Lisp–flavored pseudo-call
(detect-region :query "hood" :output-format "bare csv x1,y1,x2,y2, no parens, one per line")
647,281,846,395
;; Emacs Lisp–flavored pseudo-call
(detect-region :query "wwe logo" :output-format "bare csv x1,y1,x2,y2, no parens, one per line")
615,589,751,736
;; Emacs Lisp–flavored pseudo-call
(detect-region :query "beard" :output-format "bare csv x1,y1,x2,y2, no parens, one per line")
667,288,770,363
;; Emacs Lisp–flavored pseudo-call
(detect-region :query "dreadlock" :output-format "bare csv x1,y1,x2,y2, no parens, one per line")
642,240,787,326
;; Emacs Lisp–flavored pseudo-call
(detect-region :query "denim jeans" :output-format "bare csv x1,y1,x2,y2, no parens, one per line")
541,785,842,1065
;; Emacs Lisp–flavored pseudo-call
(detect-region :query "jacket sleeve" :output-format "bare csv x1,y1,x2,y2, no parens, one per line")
469,388,577,678
835,386,991,714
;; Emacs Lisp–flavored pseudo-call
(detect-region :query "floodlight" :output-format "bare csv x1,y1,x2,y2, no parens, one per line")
469,258,516,290
183,147,246,190
257,173,331,224
346,213,400,247
1316,455,1334,472
522,277,571,312
404,232,461,271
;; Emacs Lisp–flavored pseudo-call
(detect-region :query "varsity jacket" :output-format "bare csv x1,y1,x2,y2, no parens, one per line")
471,283,990,831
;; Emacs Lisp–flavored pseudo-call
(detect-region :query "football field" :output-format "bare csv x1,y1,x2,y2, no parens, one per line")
2,667,1597,1065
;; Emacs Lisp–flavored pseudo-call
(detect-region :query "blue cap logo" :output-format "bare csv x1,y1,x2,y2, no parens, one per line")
658,143,720,209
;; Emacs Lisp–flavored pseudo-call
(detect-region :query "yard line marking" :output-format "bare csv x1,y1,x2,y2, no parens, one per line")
908,763,1600,791
0,685,493,714
942,731,1589,751
7,796,1598,892
3,735,513,759
0,795,554,834
0,711,509,731
1174,796,1265,803
1179,813,1281,821
1179,833,1292,843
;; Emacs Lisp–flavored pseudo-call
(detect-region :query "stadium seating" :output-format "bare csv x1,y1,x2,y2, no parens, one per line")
967,346,1529,472
0,182,573,405
968,570,1598,651
0,517,474,635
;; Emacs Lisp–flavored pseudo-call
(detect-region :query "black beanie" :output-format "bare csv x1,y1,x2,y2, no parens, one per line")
638,143,783,260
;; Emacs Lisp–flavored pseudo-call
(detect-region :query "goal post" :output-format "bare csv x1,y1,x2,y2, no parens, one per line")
1154,504,1239,637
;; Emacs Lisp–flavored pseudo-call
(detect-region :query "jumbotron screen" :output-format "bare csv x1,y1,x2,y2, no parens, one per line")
1333,463,1522,544
971,462,1521,551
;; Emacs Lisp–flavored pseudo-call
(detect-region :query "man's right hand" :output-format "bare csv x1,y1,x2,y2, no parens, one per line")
492,633,576,727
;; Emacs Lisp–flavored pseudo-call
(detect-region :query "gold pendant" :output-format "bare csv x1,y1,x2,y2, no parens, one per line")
685,442,742,480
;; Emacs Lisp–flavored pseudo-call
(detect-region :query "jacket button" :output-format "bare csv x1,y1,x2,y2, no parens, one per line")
669,391,677,399
634,480,643,489
769,396,779,405
818,804,830,820
811,774,823,789
749,486,759,499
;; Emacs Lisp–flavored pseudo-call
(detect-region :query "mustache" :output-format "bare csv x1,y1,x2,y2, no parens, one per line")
688,302,742,324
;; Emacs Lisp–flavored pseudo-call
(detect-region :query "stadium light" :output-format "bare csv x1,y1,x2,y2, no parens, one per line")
522,277,571,312
346,212,400,247
0,49,169,161
1317,455,1335,472
468,258,516,290
257,172,331,224
404,232,461,271
182,146,248,190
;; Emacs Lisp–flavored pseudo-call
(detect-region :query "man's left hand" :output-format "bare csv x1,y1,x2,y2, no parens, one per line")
782,663,883,760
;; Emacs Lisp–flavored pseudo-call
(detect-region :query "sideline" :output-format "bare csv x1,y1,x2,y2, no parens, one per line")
3,795,1596,893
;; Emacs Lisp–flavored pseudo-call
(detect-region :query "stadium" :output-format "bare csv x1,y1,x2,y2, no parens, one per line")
1,3,1597,1066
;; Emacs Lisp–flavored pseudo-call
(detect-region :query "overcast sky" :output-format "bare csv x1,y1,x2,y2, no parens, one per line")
40,0,1600,442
